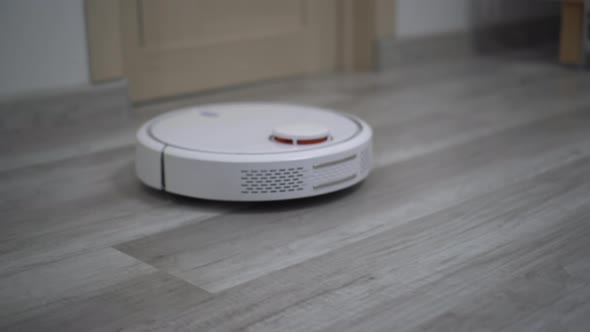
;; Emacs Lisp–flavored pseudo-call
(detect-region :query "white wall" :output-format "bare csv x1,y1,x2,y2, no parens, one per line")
396,0,560,39
0,0,89,98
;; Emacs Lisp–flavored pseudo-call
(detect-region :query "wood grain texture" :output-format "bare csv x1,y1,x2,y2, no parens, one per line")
560,1,585,65
375,0,396,38
85,0,124,82
2,53,590,331
4,269,211,332
119,0,341,101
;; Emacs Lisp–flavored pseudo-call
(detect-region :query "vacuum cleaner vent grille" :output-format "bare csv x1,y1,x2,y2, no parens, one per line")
240,168,306,194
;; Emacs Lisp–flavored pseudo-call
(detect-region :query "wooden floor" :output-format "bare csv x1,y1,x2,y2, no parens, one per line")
2,54,590,331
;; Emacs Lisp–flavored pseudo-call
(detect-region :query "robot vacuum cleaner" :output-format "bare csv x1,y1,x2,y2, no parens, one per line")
136,103,373,201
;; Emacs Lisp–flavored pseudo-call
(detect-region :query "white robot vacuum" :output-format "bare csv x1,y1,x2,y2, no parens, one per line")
136,103,373,201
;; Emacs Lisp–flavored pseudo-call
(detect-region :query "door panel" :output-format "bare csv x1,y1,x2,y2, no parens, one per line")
140,0,306,48
121,0,338,101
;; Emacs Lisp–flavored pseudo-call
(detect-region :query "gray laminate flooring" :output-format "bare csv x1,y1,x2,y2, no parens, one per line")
2,55,590,332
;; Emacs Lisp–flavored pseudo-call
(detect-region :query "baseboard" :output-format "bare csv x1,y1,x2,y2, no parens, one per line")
0,80,130,131
378,16,561,69
377,31,474,69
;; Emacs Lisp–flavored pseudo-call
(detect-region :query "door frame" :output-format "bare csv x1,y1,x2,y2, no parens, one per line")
86,0,396,83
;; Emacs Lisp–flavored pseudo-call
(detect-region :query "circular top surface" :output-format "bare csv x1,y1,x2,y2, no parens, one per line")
149,103,360,154
272,123,330,141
